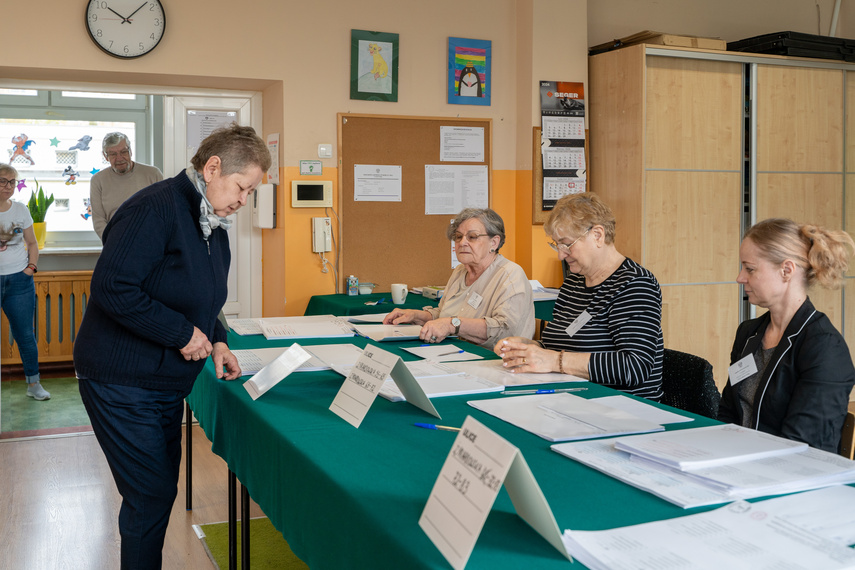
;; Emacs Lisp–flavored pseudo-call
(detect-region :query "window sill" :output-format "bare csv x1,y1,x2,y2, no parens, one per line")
39,245,102,255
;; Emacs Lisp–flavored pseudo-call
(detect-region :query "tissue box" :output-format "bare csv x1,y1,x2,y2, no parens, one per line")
422,286,445,300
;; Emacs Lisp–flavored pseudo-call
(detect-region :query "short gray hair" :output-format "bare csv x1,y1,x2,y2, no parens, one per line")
190,124,271,176
446,208,506,251
0,163,17,179
102,132,131,154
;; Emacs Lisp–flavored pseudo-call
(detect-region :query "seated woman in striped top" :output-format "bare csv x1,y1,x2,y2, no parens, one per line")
494,192,664,400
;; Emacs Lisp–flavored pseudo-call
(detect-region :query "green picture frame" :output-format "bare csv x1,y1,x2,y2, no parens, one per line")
350,29,399,102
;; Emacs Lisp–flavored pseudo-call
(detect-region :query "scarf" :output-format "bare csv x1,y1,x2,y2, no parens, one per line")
186,165,232,239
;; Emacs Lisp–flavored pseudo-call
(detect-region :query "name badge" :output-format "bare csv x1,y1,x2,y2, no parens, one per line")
468,292,483,310
565,310,592,337
728,354,758,386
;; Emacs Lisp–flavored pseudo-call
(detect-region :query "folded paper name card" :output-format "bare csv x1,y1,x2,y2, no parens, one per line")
329,344,440,428
243,343,312,400
419,415,570,569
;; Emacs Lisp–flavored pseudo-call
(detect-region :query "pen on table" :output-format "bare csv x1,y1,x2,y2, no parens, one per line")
500,387,588,395
437,349,465,357
414,422,461,432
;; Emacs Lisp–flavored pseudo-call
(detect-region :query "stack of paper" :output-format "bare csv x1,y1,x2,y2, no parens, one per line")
351,324,424,342
529,279,560,301
258,316,355,340
561,486,855,570
332,360,503,401
446,360,586,386
233,343,365,375
552,424,855,508
401,344,484,362
226,317,263,336
468,393,665,442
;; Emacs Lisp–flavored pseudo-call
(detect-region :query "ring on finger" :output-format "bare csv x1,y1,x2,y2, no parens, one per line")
522,358,527,364
431,336,437,342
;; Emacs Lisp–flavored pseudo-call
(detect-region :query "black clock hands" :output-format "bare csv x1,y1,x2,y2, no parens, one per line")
125,2,149,22
107,6,131,24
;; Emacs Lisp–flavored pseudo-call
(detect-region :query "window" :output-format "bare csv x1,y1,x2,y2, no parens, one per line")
1,90,157,248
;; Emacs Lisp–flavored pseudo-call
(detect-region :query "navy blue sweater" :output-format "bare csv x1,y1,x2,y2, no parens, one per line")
73,170,230,392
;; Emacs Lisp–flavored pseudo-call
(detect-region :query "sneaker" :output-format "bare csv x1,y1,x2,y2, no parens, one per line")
26,382,51,401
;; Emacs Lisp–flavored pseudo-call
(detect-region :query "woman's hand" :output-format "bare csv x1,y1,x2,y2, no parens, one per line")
212,342,241,380
180,326,213,362
495,337,559,373
420,317,455,344
383,308,431,325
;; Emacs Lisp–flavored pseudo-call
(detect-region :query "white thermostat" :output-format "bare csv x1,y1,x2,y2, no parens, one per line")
292,180,333,208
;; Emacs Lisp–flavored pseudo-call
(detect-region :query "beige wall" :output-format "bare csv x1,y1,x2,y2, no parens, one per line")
589,0,854,46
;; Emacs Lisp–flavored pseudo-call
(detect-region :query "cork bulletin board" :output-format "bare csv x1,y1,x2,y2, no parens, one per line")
338,113,492,292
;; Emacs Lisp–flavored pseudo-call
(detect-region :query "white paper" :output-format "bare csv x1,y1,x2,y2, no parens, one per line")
446,360,587,387
351,324,423,342
469,393,664,442
424,165,488,215
379,373,502,402
543,177,586,200
419,416,518,570
266,133,280,184
439,126,485,162
592,394,693,425
753,485,855,545
614,424,808,471
354,164,402,202
226,317,263,336
345,313,390,323
329,343,398,428
243,344,312,401
542,147,586,170
729,353,758,385
258,317,354,340
542,116,585,140
402,344,484,362
562,490,855,570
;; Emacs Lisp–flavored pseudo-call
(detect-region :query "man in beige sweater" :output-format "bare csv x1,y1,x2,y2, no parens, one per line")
89,132,163,241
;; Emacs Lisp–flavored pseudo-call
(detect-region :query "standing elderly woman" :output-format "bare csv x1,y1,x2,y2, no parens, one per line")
719,218,855,453
73,124,271,569
495,193,664,400
0,163,49,400
384,207,534,348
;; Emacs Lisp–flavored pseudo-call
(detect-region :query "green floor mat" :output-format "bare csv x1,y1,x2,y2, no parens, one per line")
198,517,308,570
1,377,91,433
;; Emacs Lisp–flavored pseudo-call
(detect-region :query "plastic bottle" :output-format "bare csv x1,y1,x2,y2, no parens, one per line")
347,275,359,296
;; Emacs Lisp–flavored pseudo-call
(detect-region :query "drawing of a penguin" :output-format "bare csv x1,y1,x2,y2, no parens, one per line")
457,63,482,97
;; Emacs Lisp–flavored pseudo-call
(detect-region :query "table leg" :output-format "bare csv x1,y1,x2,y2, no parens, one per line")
229,470,237,570
185,401,193,510
241,483,250,569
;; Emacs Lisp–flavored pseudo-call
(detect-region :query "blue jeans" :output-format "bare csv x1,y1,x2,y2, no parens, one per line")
0,270,40,381
78,379,189,570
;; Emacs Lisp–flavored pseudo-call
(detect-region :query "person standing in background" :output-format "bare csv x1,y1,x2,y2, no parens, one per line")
89,132,163,241
0,163,49,400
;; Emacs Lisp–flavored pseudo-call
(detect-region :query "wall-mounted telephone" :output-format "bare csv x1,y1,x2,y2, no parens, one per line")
312,217,332,253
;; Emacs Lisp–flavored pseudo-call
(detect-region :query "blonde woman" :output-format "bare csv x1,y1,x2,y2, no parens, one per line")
720,218,855,452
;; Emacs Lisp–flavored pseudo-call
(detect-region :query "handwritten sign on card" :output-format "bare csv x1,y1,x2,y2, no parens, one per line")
329,344,440,427
419,415,569,569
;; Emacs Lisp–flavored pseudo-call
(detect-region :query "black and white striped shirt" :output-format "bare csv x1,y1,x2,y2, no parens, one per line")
541,258,664,400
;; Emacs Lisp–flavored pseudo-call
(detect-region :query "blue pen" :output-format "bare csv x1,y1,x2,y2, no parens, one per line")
414,422,461,432
438,349,465,357
501,387,588,395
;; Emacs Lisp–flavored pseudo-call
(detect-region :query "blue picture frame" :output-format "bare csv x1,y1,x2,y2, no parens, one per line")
447,37,491,106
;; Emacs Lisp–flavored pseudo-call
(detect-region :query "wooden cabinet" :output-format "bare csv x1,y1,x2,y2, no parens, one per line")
589,45,854,389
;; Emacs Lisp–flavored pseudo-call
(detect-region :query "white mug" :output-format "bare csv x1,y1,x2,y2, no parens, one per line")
391,283,408,304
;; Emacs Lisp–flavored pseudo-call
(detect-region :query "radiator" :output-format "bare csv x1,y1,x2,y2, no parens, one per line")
1,271,92,365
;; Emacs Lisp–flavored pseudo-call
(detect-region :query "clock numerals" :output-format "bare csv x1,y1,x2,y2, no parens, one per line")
86,0,166,59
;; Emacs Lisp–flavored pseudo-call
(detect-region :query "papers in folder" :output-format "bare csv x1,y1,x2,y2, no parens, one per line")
258,316,355,340
551,424,855,509
468,393,664,442
351,324,423,342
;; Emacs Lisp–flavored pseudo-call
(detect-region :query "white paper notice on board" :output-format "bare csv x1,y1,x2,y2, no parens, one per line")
440,126,485,162
266,133,280,184
354,164,402,201
425,165,488,215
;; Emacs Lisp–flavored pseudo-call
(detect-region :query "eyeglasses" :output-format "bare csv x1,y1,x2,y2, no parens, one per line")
105,149,131,160
452,232,490,243
0,178,17,188
548,227,591,253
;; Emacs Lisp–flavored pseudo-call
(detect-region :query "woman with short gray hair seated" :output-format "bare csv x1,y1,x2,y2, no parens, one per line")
384,207,534,348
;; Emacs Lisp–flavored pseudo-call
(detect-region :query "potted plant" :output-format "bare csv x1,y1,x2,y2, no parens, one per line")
27,178,54,249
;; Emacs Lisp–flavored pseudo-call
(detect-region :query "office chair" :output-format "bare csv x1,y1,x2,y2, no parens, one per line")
660,349,720,420
839,403,855,459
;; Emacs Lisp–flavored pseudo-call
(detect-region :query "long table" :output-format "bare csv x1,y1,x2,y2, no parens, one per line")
305,292,557,322
187,334,716,569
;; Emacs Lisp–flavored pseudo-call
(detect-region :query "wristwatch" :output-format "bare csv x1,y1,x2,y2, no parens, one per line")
451,317,461,336
26,263,37,273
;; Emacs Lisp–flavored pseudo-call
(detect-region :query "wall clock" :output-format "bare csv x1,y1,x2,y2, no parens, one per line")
86,0,166,59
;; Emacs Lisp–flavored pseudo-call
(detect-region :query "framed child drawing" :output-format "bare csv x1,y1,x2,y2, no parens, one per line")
350,29,399,102
447,37,491,106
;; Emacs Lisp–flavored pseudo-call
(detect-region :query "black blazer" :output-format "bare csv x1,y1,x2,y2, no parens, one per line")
719,298,855,453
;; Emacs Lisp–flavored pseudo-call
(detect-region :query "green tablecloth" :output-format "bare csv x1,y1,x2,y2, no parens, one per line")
187,334,715,569
306,292,556,322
